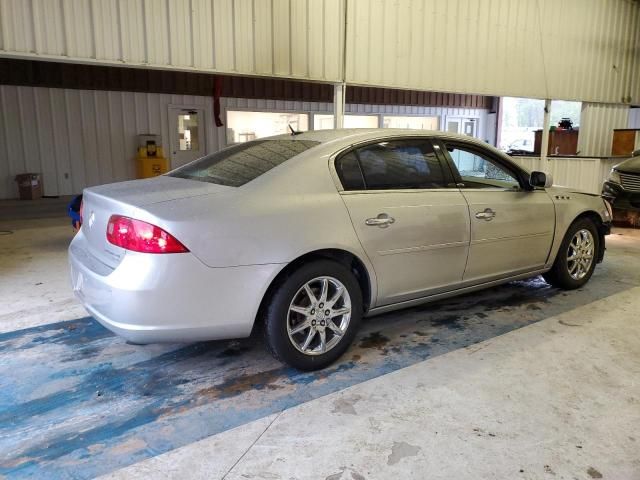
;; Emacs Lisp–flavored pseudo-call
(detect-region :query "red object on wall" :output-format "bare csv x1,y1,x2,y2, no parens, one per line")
213,76,223,127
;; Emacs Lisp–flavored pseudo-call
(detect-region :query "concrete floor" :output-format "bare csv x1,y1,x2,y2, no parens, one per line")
0,206,639,480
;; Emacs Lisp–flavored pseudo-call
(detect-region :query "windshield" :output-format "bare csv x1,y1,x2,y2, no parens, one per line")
168,139,320,187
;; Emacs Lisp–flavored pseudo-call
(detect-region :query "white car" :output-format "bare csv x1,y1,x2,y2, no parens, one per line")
69,129,611,370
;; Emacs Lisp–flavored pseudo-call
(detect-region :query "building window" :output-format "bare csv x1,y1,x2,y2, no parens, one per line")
313,114,335,130
313,114,380,130
550,100,581,128
500,97,581,152
500,97,545,152
178,113,200,151
382,115,439,130
226,111,309,144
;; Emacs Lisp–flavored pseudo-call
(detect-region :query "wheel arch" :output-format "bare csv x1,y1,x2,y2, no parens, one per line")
254,248,374,331
570,210,607,263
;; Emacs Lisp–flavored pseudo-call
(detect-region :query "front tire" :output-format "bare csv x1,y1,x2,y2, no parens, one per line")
543,218,599,290
263,260,363,371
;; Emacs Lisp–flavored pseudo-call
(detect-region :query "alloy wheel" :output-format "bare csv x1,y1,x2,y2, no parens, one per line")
287,276,352,356
567,228,595,280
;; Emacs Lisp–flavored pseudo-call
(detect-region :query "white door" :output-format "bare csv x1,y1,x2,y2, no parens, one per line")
169,106,206,169
446,117,478,138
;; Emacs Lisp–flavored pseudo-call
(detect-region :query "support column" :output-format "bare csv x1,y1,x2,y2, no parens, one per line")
540,99,551,163
333,83,346,128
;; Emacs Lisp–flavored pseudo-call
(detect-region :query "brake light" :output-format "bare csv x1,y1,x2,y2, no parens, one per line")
106,215,189,254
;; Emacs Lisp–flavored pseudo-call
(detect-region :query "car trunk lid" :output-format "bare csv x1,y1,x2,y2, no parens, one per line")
80,176,232,268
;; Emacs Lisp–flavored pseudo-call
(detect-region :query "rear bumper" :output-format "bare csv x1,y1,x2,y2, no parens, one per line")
69,230,284,343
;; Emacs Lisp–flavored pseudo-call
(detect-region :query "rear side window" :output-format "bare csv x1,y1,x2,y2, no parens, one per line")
335,152,366,190
169,139,319,187
336,139,447,190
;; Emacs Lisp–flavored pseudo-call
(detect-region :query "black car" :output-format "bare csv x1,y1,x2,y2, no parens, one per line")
602,150,640,225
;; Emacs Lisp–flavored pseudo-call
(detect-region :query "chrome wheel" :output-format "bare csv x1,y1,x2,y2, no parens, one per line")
287,276,352,356
567,229,595,280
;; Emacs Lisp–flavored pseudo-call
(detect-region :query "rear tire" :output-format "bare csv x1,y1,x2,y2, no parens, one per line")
263,260,363,371
543,218,599,290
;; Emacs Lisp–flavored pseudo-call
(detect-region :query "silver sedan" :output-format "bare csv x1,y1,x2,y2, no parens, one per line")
69,129,612,370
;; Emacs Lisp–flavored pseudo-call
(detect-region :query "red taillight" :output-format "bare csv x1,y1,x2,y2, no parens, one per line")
106,215,189,254
79,199,84,224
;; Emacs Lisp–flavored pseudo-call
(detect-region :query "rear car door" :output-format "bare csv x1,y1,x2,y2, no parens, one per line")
438,139,555,283
334,138,470,306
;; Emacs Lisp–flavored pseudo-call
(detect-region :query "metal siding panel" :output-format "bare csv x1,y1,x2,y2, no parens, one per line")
307,0,324,79
79,90,100,187
33,88,58,195
233,0,254,73
213,0,235,71
49,88,73,195
290,0,308,76
344,0,640,104
92,0,120,61
629,108,640,129
578,102,630,157
365,0,384,86
0,0,35,53
272,0,291,76
64,90,87,193
323,0,342,81
167,0,193,67
0,87,9,198
143,0,170,65
118,0,146,63
32,0,65,56
191,0,215,69
62,0,93,58
254,0,274,75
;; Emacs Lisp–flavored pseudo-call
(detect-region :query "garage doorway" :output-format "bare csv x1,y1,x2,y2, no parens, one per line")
168,106,207,169
446,117,478,137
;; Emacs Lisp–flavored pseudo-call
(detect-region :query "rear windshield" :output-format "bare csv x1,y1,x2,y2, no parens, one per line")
168,139,320,187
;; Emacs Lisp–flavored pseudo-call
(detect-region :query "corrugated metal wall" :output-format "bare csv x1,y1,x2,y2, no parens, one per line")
577,103,630,156
511,156,619,194
0,85,489,199
346,0,640,104
2,1,639,104
0,0,345,82
629,108,640,129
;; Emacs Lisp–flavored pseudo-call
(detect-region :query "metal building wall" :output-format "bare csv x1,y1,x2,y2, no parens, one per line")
512,155,618,194
577,103,630,156
629,108,640,129
0,85,489,199
346,0,640,105
0,0,345,82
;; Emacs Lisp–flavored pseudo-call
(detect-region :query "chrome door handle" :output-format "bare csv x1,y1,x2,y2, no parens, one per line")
365,213,395,228
475,208,496,221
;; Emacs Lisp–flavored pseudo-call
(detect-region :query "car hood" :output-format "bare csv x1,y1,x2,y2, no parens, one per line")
614,156,640,174
85,175,233,207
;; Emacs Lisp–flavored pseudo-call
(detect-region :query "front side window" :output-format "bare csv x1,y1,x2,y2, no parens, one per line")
169,140,319,187
336,139,447,190
444,143,520,189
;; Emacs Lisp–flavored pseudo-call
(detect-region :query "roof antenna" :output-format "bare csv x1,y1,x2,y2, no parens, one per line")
288,124,303,136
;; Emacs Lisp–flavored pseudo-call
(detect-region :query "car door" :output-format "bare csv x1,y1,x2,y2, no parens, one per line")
438,139,555,283
334,138,470,306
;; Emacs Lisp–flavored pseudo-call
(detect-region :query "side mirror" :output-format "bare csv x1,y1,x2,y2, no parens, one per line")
529,171,553,188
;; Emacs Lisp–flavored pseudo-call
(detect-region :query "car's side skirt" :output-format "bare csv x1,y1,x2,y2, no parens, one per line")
365,268,550,317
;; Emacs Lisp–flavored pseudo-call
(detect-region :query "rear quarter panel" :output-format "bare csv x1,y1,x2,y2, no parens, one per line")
142,149,378,299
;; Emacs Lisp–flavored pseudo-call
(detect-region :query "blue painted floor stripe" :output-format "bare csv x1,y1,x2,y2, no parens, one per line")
0,271,635,479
